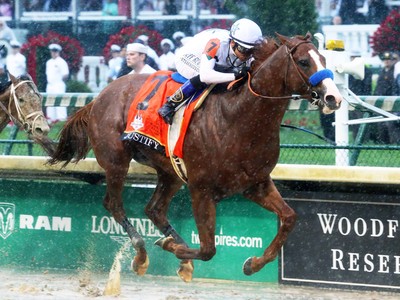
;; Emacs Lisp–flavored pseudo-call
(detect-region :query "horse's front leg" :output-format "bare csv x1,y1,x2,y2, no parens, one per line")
103,165,149,276
156,189,217,262
145,170,194,282
242,177,296,275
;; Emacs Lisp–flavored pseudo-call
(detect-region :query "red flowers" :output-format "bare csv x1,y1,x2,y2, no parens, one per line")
21,31,84,90
371,10,400,56
103,25,164,63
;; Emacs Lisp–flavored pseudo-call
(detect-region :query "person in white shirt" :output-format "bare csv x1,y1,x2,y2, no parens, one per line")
158,18,262,124
107,44,123,82
6,40,26,77
126,43,157,74
45,43,69,123
158,38,176,71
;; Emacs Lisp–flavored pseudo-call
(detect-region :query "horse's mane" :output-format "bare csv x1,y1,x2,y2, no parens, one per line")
250,33,312,72
251,37,279,71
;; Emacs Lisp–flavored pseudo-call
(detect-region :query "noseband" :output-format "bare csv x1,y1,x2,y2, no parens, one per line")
248,40,333,100
0,80,45,134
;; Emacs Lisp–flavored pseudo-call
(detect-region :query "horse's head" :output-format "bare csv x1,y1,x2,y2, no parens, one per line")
276,32,342,114
7,73,50,137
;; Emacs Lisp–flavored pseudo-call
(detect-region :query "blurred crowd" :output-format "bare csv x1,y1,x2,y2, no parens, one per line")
316,0,390,25
20,0,232,15
0,0,398,143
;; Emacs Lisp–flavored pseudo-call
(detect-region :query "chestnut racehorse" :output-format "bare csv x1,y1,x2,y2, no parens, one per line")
49,33,342,281
0,73,53,154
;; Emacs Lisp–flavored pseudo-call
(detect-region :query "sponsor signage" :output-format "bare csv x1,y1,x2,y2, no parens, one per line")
280,185,400,291
0,179,277,282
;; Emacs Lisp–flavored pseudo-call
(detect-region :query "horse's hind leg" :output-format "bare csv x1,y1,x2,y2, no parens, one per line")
156,189,217,262
145,170,194,282
242,177,296,275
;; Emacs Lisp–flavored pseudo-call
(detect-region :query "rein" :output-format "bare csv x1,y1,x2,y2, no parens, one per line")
247,40,325,101
0,80,45,134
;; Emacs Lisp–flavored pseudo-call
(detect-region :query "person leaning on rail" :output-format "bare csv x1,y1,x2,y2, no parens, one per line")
158,18,263,125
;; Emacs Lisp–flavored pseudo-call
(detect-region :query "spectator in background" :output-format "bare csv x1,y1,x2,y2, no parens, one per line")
333,0,366,25
137,34,160,69
23,0,45,11
163,0,177,15
44,0,71,11
0,0,12,17
172,31,186,52
126,43,156,74
107,44,123,83
116,45,132,78
367,0,389,24
0,20,16,44
45,43,69,123
159,38,176,71
6,40,26,77
370,51,399,143
375,51,398,96
139,0,154,11
102,0,118,16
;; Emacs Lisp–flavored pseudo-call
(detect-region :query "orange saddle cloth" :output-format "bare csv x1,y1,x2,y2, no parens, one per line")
121,70,203,158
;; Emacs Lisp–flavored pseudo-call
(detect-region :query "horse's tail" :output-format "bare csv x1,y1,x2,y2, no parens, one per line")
48,101,94,167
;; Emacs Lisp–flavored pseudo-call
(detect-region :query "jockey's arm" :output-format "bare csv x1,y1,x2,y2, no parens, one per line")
199,54,235,84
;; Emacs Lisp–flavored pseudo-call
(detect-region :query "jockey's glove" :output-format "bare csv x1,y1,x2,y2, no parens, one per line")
234,65,250,80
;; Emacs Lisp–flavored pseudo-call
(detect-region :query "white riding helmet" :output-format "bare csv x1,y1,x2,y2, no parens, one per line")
230,18,262,49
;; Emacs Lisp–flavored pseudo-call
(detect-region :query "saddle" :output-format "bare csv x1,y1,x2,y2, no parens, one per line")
121,71,213,161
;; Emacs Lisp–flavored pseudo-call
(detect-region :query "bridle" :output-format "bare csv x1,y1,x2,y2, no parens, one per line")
247,39,333,101
0,80,46,134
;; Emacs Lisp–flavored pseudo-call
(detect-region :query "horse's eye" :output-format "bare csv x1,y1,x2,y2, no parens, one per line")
19,98,25,104
298,60,310,68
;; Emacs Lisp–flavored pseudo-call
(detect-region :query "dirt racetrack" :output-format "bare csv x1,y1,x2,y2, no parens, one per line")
1,267,400,300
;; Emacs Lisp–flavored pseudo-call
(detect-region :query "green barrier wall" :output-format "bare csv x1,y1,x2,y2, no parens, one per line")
0,179,278,282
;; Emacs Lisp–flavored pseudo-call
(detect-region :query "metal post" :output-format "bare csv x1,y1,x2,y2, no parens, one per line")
318,47,351,166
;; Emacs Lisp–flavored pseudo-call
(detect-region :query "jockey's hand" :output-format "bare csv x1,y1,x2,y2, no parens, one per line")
234,65,249,80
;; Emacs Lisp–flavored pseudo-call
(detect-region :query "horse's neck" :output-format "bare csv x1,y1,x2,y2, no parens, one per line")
218,51,289,126
252,49,288,98
214,85,288,138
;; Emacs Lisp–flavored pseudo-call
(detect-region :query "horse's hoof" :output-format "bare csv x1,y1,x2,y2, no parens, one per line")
177,260,194,283
243,257,254,276
154,236,174,250
131,255,149,276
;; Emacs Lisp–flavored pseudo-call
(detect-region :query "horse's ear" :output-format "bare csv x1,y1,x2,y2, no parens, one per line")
305,31,312,40
8,72,17,84
275,32,290,45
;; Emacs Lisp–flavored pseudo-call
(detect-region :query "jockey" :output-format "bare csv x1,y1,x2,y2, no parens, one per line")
158,18,263,124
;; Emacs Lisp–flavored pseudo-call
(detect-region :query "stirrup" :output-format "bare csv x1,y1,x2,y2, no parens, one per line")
158,103,175,125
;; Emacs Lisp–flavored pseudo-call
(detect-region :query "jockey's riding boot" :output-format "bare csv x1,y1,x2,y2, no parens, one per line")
158,80,197,125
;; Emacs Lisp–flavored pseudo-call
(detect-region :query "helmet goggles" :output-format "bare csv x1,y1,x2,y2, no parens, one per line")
234,42,253,55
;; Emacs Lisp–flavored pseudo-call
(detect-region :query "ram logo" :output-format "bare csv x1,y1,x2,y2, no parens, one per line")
0,202,15,239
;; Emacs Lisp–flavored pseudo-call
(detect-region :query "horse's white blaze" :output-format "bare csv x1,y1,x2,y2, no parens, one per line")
308,49,342,107
308,49,325,71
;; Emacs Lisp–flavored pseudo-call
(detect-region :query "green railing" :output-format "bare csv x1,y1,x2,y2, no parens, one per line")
1,94,399,167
